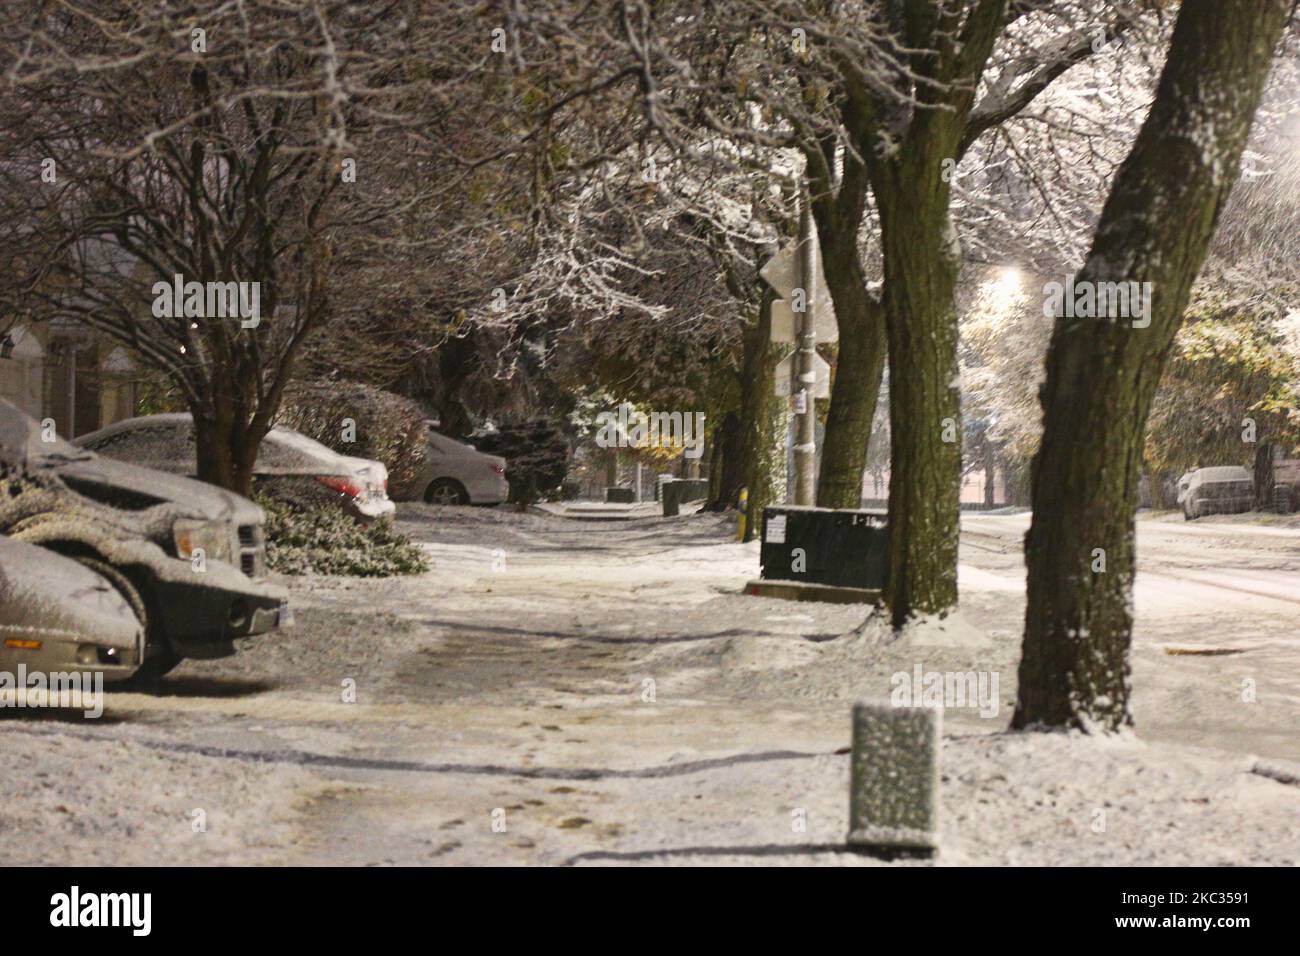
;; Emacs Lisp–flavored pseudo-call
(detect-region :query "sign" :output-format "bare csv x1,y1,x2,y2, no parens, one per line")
765,513,787,544
774,350,831,399
760,234,838,344
771,299,797,344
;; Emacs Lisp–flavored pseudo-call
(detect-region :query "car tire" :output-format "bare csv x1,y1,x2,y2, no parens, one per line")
129,646,182,684
72,556,147,625
72,556,181,686
69,556,179,684
425,478,469,506
1276,488,1295,515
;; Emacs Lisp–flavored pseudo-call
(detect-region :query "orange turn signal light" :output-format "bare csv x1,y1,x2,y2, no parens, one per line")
4,639,41,650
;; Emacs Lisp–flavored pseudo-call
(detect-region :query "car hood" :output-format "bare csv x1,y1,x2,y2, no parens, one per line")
53,455,264,525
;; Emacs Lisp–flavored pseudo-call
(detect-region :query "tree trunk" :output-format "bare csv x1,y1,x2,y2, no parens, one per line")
984,443,996,508
805,116,885,512
876,180,963,627
194,413,236,490
1150,470,1171,510
1254,443,1276,510
816,238,886,509
1014,0,1290,732
1004,460,1031,506
737,289,783,542
193,405,258,498
858,0,1005,628
708,411,744,511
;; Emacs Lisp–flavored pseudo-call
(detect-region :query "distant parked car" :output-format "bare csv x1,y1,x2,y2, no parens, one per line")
0,535,145,683
1180,466,1254,520
0,399,288,680
388,424,507,506
77,414,395,521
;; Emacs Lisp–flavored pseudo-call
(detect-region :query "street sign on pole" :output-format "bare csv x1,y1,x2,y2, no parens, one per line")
771,299,797,344
774,349,831,399
761,189,838,504
760,240,838,344
792,194,817,505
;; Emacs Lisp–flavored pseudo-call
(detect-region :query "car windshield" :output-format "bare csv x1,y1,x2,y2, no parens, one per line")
429,431,476,454
1198,467,1249,483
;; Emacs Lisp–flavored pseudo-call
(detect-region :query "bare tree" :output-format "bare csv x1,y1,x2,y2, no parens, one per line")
0,2,458,492
0,1,656,492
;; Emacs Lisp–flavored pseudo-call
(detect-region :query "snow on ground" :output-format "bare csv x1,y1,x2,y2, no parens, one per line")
2,503,1297,865
0,721,317,865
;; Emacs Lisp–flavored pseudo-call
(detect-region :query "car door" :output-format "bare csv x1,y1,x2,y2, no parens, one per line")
425,431,458,478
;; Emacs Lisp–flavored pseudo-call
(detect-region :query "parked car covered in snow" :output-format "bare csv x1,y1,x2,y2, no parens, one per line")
388,424,507,506
0,399,288,680
0,535,145,683
77,414,396,521
1179,465,1254,520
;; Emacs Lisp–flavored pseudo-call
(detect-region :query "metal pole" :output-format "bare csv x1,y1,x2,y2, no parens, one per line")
67,344,77,439
793,189,817,506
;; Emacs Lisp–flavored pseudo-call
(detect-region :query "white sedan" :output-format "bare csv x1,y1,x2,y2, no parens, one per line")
76,414,396,521
389,425,508,505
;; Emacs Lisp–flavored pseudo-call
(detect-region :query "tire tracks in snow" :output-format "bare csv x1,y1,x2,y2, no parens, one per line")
561,842,870,866
2,723,836,781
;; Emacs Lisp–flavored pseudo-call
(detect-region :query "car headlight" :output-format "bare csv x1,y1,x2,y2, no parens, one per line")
172,519,234,565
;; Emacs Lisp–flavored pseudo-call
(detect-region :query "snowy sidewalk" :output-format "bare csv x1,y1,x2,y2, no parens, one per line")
3,504,1297,865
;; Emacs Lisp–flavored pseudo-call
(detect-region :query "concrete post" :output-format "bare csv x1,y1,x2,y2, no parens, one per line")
847,701,941,856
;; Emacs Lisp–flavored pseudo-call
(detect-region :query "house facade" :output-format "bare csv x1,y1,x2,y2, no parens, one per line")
0,322,140,438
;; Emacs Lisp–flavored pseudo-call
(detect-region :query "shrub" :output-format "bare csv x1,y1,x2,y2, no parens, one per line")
278,382,428,493
474,419,570,504
258,495,429,577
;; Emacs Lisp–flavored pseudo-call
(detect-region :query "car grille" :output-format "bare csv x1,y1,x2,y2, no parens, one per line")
237,524,266,578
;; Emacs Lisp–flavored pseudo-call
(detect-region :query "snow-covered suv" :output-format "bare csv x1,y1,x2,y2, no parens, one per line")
0,399,289,680
1179,466,1254,520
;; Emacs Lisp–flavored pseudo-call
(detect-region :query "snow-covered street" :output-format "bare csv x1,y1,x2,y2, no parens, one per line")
961,510,1300,760
3,505,1297,866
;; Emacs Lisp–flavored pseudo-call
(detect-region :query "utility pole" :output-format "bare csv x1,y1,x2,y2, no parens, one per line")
793,190,817,506
760,184,835,507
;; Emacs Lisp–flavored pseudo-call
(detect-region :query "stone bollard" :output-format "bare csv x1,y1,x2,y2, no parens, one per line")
847,700,941,857
662,480,681,517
